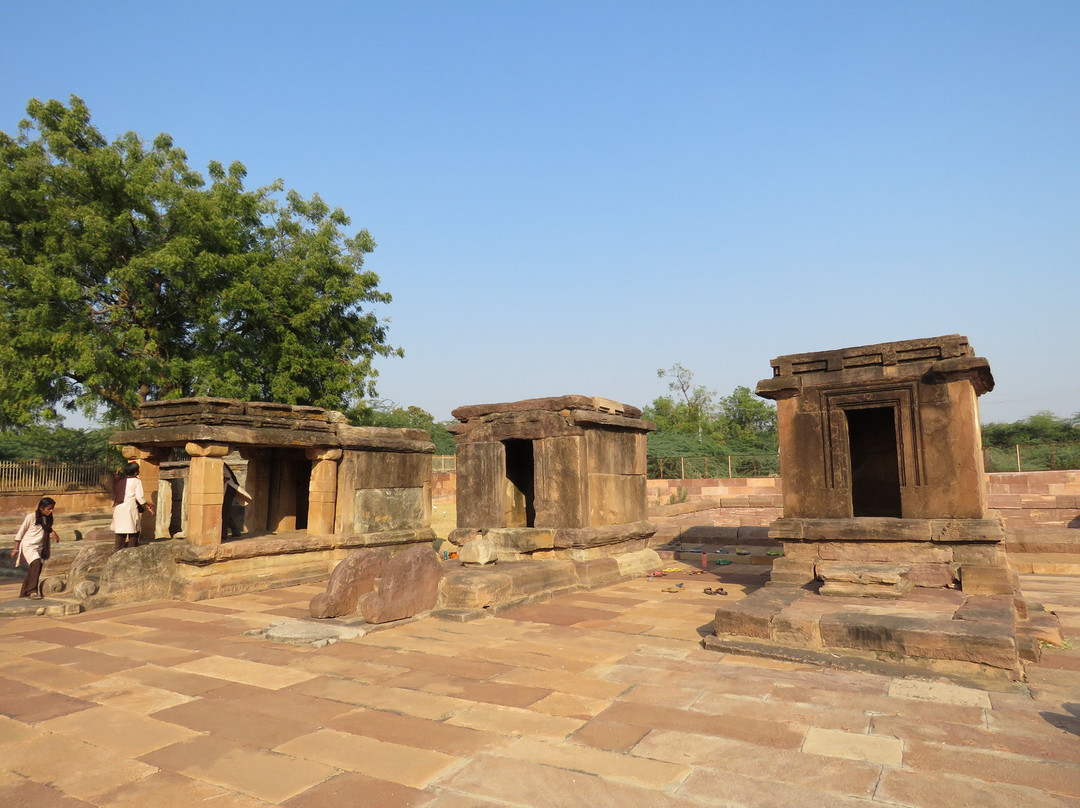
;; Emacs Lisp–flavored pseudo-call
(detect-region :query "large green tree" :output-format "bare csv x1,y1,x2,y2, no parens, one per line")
0,96,399,427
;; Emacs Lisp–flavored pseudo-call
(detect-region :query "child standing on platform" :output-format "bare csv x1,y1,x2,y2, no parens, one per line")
11,496,58,599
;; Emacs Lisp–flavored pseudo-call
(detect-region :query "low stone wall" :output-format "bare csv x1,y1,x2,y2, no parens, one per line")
646,471,1079,532
0,490,112,520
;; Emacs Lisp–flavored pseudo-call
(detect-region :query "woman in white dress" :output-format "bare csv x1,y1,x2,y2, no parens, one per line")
111,462,154,552
11,496,58,598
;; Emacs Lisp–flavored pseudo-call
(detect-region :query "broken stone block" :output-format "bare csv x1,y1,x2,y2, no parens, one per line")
459,536,498,566
359,544,442,624
309,549,389,619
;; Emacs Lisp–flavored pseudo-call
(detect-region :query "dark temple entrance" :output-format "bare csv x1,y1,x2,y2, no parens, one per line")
846,406,902,518
503,439,535,527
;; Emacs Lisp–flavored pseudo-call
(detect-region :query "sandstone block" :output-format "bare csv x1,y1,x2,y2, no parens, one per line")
769,557,816,586
309,548,389,619
960,565,1013,595
359,544,442,624
459,537,499,566
713,588,805,639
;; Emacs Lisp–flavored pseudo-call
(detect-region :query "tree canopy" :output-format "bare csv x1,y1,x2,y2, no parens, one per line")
0,96,399,427
646,364,778,456
981,410,1079,447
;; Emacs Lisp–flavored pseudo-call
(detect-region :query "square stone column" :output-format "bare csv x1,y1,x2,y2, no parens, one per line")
239,448,271,534
185,442,229,546
121,446,170,542
306,448,341,536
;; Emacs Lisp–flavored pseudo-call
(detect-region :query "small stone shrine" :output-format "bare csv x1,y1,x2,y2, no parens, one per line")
439,396,661,611
706,336,1062,683
89,398,434,603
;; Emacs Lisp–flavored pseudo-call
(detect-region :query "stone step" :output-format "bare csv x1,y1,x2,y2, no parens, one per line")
1008,553,1080,576
1005,527,1080,554
673,548,783,568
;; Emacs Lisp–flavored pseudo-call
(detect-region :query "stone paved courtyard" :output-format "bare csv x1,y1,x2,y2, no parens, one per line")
1,568,1078,807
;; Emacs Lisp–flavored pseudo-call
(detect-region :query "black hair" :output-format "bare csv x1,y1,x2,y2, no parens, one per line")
35,496,55,531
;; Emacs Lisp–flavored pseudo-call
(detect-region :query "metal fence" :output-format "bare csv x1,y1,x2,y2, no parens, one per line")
0,461,112,493
648,455,780,479
983,443,1080,473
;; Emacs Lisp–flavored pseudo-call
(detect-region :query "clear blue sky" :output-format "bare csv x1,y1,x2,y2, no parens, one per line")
3,1,1077,425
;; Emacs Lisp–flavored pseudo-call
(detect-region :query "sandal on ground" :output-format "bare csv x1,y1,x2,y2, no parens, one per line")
661,586,683,593
703,587,727,596
28,593,42,600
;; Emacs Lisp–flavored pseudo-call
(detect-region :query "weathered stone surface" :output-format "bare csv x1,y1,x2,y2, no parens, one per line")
309,548,389,619
817,562,910,585
961,565,1013,595
768,557,816,586
713,588,806,640
459,537,498,566
952,595,1015,626
92,541,180,604
819,612,1018,670
353,487,425,533
816,542,952,563
906,562,958,588
819,580,914,599
485,528,555,554
359,544,442,624
438,568,514,609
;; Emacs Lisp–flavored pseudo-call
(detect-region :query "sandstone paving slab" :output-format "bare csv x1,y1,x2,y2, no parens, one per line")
171,654,319,689
15,626,109,647
569,718,650,752
887,677,993,707
0,777,98,808
0,678,96,724
3,728,157,802
281,771,436,808
38,703,201,758
29,644,148,675
769,682,987,726
431,752,700,808
633,728,881,798
198,681,354,724
79,637,207,666
150,697,323,748
281,651,410,681
903,737,1080,798
619,682,705,710
527,690,611,720
95,769,275,808
874,767,1080,808
64,675,196,714
383,668,552,708
460,643,598,674
491,665,631,700
497,735,692,791
871,713,1080,765
289,676,472,721
120,662,236,696
139,735,336,804
802,726,904,766
326,707,501,756
693,691,873,733
444,702,585,739
0,636,66,656
275,728,459,788
0,655,102,692
678,766,885,808
595,700,808,750
366,647,513,680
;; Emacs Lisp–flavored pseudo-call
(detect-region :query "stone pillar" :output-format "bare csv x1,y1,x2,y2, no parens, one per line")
239,448,271,534
185,442,229,547
121,445,169,542
306,448,341,536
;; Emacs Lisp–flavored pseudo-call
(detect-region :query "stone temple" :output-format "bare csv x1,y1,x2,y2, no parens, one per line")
706,335,1061,683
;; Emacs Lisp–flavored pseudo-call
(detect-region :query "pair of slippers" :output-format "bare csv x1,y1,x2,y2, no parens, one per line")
703,587,727,596
662,583,685,593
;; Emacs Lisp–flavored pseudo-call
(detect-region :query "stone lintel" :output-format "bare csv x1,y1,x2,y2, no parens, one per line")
110,424,432,454
567,410,656,433
176,528,435,563
767,335,973,379
185,442,230,458
452,395,643,422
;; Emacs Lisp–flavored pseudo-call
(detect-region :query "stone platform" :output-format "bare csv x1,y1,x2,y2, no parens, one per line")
705,583,1063,686
434,548,663,619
